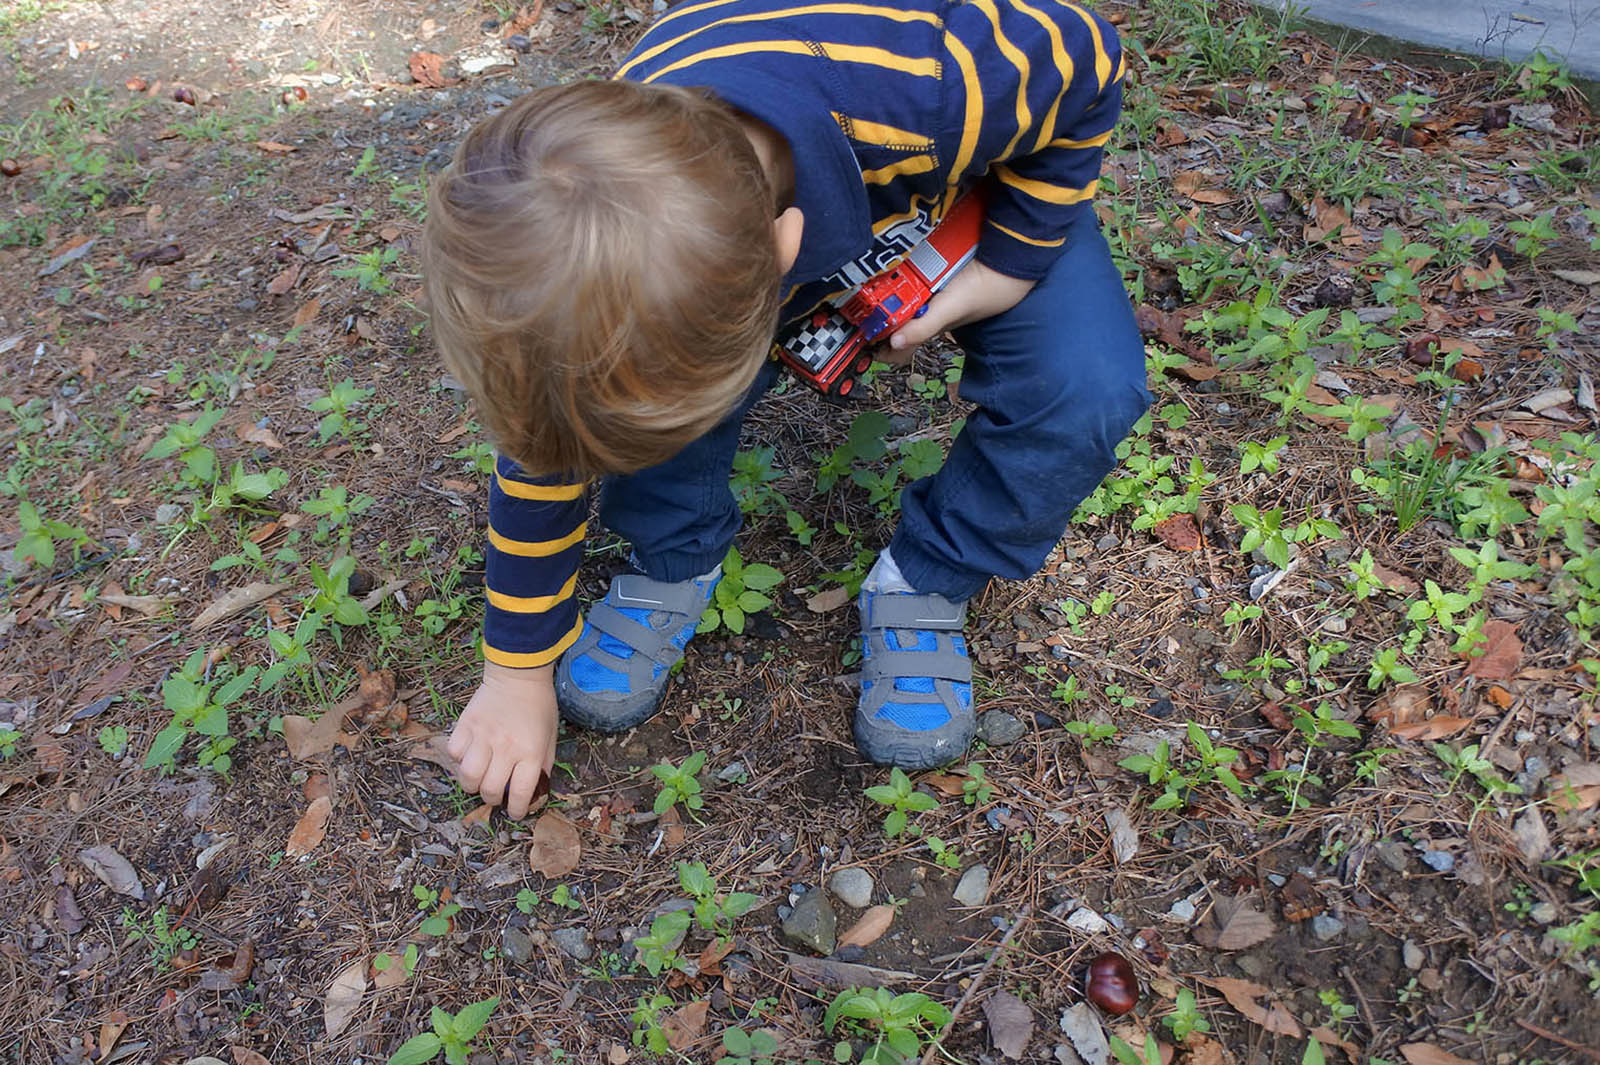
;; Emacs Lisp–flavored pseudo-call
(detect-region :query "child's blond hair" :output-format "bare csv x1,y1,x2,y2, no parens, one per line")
421,80,781,479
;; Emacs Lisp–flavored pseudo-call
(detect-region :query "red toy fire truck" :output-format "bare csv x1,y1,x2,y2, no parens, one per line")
776,191,985,398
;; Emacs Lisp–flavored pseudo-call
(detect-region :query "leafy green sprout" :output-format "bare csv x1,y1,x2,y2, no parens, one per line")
698,545,783,636
924,835,961,871
120,905,198,969
144,649,259,774
0,727,20,760
12,499,92,571
865,768,939,838
676,860,760,940
333,245,401,294
1239,435,1289,475
309,378,375,444
1163,987,1210,1040
1109,1032,1162,1065
413,884,462,936
97,725,128,758
1507,211,1559,262
386,996,500,1065
961,763,993,806
651,751,707,816
147,406,227,487
1119,722,1249,810
631,909,692,977
1065,720,1118,746
823,987,952,1065
715,1026,779,1065
307,554,371,628
1366,647,1419,690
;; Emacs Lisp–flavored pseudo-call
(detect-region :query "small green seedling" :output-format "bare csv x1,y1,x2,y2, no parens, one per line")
677,860,760,939
1110,1032,1162,1065
632,909,693,977
97,725,129,758
699,546,783,636
715,1026,779,1065
413,885,461,936
144,650,258,774
386,996,500,1065
651,750,707,816
865,768,938,838
961,763,993,806
1163,987,1210,1040
823,987,952,1065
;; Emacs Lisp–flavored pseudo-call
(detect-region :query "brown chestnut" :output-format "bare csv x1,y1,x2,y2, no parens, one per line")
173,86,196,106
1085,951,1138,1015
0,158,20,178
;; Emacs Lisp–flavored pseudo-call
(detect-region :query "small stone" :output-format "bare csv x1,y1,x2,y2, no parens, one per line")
501,924,538,965
551,927,593,962
1310,915,1344,941
154,503,183,524
1374,841,1409,873
1529,902,1558,925
1320,615,1347,634
1147,697,1175,719
1402,940,1424,970
781,890,837,956
953,864,991,907
828,868,874,910
1418,849,1455,873
506,33,533,52
1065,907,1109,935
1165,899,1196,923
977,710,1025,746
717,761,747,783
1095,533,1120,552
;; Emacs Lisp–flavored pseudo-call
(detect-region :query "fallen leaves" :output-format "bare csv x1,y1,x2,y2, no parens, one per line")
1173,170,1235,205
528,812,582,878
323,959,367,1038
806,585,851,613
192,582,291,630
837,905,896,949
1399,1044,1472,1065
661,1000,709,1052
78,844,145,899
1151,513,1202,551
1389,716,1474,742
982,990,1034,1060
1191,895,1276,950
285,795,332,858
1198,976,1301,1038
1462,620,1522,680
237,423,285,449
408,51,459,88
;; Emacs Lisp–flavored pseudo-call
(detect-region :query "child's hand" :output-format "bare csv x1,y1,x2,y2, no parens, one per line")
887,260,1036,355
448,661,558,819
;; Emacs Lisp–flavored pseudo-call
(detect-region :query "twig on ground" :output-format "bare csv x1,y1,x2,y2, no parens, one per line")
918,904,1031,1065
1514,1018,1600,1062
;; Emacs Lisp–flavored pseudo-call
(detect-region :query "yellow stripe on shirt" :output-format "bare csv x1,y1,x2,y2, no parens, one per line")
488,522,588,558
1058,1,1112,88
833,112,934,150
486,572,580,614
1010,0,1074,152
643,40,939,82
995,165,1098,204
619,3,942,78
970,0,1034,160
986,218,1066,247
494,470,586,501
860,154,938,184
944,33,985,180
482,614,584,669
1047,129,1113,150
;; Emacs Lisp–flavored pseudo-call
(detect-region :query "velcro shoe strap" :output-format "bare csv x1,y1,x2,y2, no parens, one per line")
863,593,966,633
863,646,973,684
611,573,712,618
586,602,685,668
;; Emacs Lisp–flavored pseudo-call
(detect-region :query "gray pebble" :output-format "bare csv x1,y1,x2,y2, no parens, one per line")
953,864,991,907
154,503,184,524
1418,849,1455,873
1095,533,1120,551
781,890,837,956
501,924,539,965
1310,915,1345,941
828,867,874,910
977,710,1026,746
1374,841,1409,873
1402,940,1424,970
551,927,593,962
1530,901,1558,925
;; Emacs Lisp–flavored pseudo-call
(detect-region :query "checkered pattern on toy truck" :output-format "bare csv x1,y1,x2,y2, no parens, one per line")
779,312,856,372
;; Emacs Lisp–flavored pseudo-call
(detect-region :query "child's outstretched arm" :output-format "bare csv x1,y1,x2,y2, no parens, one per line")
453,454,588,815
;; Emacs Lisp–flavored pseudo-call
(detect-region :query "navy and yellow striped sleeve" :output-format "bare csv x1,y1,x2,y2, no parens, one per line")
481,454,588,668
950,0,1124,279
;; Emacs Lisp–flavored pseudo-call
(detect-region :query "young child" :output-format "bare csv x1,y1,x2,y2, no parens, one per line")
420,0,1150,819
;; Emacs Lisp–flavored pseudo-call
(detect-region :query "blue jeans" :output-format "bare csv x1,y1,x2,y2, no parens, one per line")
599,208,1151,599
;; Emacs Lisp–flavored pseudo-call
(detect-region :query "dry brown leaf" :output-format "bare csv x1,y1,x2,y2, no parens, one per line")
1310,1027,1361,1061
1183,1034,1229,1065
282,704,356,761
266,263,300,296
659,804,685,850
1368,684,1430,727
292,297,322,330
285,795,332,858
408,51,457,88
982,990,1034,1059
1152,513,1201,551
192,582,291,630
254,140,297,153
528,812,582,878
1389,716,1474,741
408,733,461,775
807,585,851,613
1173,170,1235,204
370,952,408,990
96,592,174,617
323,958,367,1038
921,773,967,797
1547,763,1600,812
1370,561,1420,596
78,845,145,899
237,424,284,450
435,419,472,444
1198,976,1302,1038
661,1000,709,1052
1485,685,1514,709
1399,1044,1471,1065
838,905,896,949
98,1011,131,1060
1463,620,1522,680
231,1048,272,1065
1192,896,1275,950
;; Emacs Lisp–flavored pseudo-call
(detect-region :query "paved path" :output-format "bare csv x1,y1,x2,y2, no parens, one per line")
1259,0,1600,79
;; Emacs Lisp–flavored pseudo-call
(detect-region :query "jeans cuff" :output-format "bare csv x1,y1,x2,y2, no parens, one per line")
888,527,989,603
631,543,733,585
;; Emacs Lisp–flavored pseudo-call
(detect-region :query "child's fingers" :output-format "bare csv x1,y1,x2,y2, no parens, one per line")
455,739,490,794
477,751,514,809
505,761,543,820
446,721,472,761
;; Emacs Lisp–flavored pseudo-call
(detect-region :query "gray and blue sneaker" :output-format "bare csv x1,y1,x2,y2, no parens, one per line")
854,586,975,769
554,569,720,733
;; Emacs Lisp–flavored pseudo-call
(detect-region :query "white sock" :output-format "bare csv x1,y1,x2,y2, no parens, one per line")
862,548,915,594
697,562,723,582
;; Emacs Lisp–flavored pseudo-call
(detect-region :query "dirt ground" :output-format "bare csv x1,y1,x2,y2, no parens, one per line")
1,1,1598,1064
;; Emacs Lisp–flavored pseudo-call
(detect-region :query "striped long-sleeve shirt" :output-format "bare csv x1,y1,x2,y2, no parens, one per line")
483,0,1124,665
